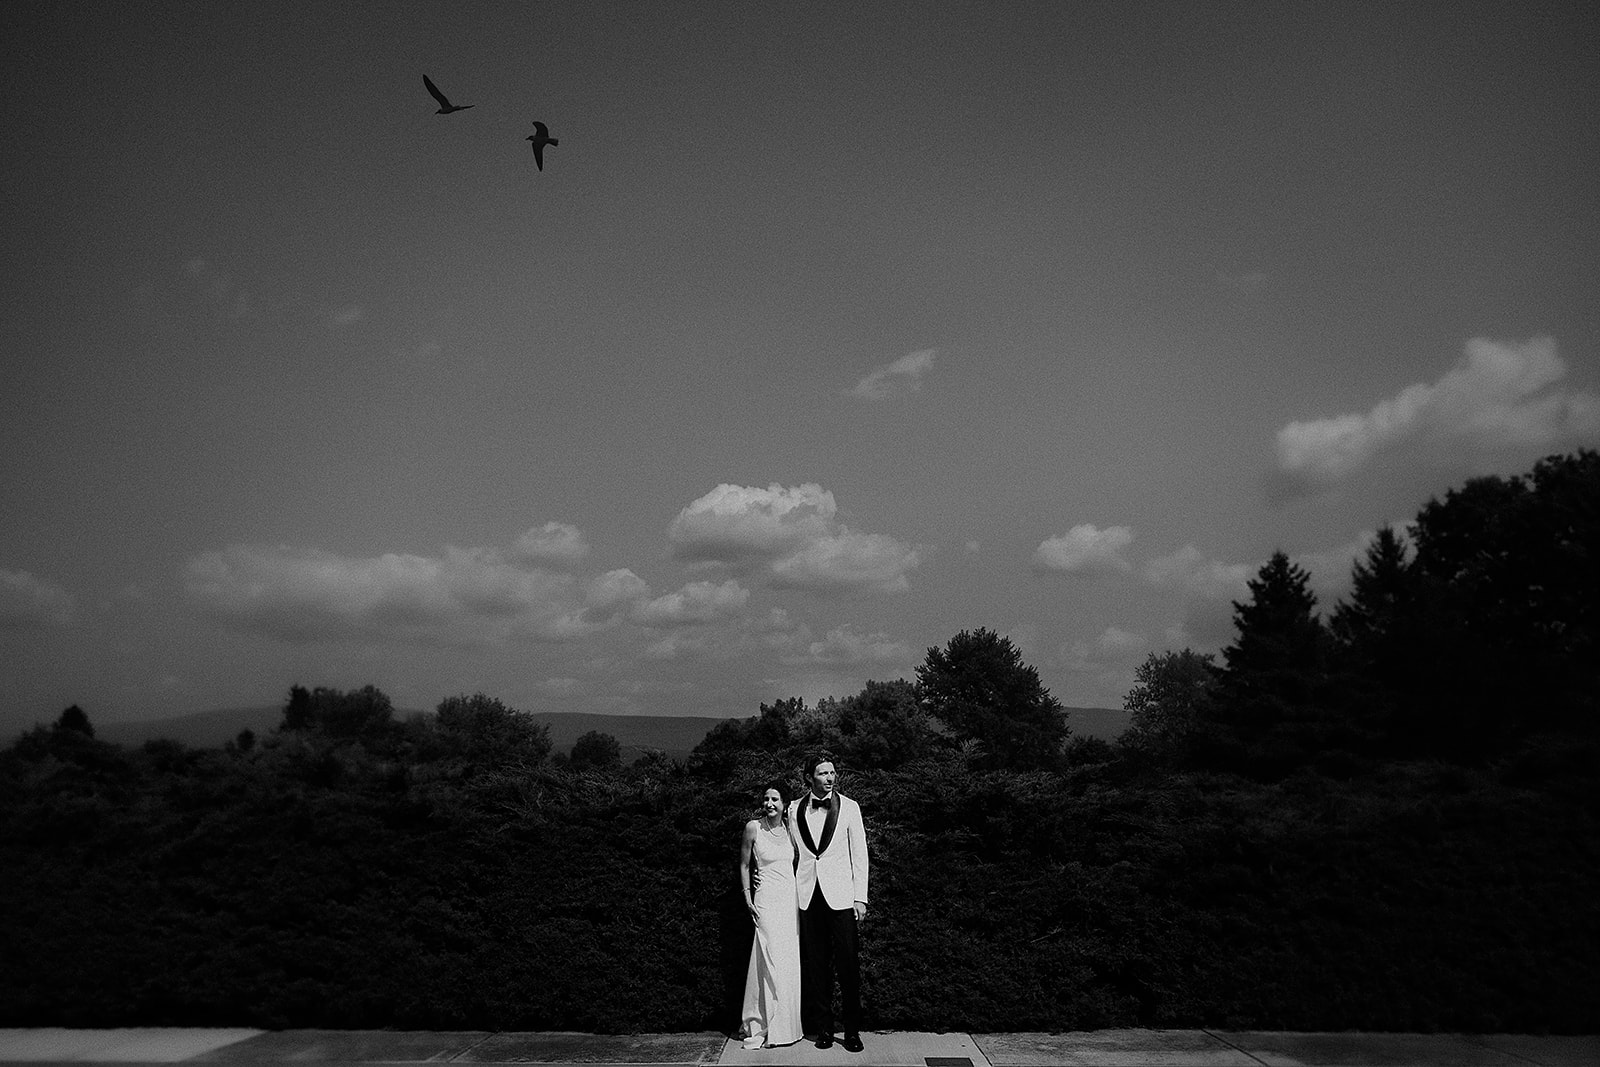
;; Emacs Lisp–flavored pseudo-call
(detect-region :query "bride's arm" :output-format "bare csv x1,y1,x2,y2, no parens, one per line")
738,821,759,918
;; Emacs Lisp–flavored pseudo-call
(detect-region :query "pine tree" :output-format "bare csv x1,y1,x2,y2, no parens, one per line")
1330,526,1416,686
1223,551,1324,697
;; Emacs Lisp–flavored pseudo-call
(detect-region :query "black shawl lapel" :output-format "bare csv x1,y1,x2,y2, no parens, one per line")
817,794,840,855
797,793,840,856
798,800,819,855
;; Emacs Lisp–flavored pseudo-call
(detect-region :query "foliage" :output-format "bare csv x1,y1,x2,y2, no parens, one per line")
570,730,622,770
916,628,1068,769
280,684,396,740
6,453,1598,1034
1119,649,1215,763
1222,551,1325,698
432,693,553,766
55,705,94,738
2,703,1594,1033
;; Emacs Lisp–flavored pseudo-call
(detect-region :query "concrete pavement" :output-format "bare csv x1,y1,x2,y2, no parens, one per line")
0,1029,1594,1067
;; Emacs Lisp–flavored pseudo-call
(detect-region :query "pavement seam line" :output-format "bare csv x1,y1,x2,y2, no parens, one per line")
1201,1029,1271,1067
446,1032,501,1062
1460,1034,1544,1067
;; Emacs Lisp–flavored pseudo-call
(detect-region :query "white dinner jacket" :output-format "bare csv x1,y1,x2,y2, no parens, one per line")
788,791,869,911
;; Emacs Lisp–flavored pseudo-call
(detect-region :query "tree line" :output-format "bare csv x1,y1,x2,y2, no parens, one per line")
2,451,1594,1032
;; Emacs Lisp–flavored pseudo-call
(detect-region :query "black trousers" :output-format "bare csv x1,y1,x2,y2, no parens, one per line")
799,885,860,1036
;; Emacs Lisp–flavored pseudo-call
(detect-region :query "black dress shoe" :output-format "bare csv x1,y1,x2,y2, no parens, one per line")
815,1034,835,1049
842,1034,864,1053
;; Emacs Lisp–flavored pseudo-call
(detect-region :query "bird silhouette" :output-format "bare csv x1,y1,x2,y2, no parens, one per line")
423,75,473,114
526,121,558,170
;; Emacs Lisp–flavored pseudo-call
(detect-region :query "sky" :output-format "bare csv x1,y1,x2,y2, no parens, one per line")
3,1,1598,734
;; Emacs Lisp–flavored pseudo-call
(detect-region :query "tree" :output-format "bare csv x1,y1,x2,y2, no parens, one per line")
1406,449,1600,742
278,684,395,740
917,628,1068,769
570,730,621,770
1197,553,1333,777
433,693,553,764
54,705,94,738
1119,649,1216,761
831,678,938,770
1329,526,1417,687
1222,551,1325,700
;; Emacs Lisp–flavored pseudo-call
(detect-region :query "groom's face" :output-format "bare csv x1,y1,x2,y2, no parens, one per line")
810,762,837,798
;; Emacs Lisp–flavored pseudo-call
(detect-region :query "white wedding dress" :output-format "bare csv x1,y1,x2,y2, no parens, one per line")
740,821,801,1047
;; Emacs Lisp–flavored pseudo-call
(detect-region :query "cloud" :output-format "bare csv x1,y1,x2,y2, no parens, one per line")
330,304,365,327
1034,524,1135,576
1143,545,1255,601
642,606,812,662
184,541,648,645
1063,625,1148,672
782,624,915,667
0,569,75,628
632,579,750,627
1273,337,1600,496
511,522,591,565
768,532,922,593
669,483,920,594
845,349,937,401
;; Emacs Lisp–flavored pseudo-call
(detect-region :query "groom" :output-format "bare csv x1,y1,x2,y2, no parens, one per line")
789,755,869,1053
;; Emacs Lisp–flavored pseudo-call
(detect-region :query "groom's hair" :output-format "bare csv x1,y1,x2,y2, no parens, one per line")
804,753,836,779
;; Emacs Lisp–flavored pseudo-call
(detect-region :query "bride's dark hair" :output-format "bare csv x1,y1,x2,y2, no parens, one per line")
761,781,791,821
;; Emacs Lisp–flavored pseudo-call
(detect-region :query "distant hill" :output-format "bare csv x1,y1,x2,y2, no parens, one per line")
96,706,286,749
89,706,724,763
82,703,1127,758
1066,705,1130,741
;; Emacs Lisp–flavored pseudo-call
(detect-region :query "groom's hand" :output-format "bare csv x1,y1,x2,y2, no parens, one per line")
853,902,867,922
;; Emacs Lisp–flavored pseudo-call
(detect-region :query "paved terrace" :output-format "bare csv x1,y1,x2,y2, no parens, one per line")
0,1030,1592,1067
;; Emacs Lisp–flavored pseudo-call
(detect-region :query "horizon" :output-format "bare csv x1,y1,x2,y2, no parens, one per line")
4,2,1597,736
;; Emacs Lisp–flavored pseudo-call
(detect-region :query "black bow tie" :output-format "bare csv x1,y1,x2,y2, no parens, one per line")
810,797,831,811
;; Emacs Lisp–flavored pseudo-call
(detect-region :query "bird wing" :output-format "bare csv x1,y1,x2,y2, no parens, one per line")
531,121,548,136
423,75,451,108
531,142,545,170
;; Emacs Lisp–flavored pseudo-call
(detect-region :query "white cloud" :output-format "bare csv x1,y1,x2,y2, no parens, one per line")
184,541,648,645
330,304,364,327
782,624,914,667
641,606,812,662
0,569,75,628
669,483,835,560
845,349,937,401
1034,524,1135,576
669,483,920,594
768,532,921,593
1063,625,1148,671
632,579,750,627
511,521,591,564
1274,336,1600,495
1143,544,1255,601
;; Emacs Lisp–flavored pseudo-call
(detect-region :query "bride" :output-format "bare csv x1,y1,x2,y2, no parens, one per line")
737,782,802,1049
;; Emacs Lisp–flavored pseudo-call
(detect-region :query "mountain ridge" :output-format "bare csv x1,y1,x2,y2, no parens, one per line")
64,703,1130,757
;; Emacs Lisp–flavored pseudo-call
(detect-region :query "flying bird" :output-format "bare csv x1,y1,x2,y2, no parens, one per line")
526,121,558,171
423,75,473,114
